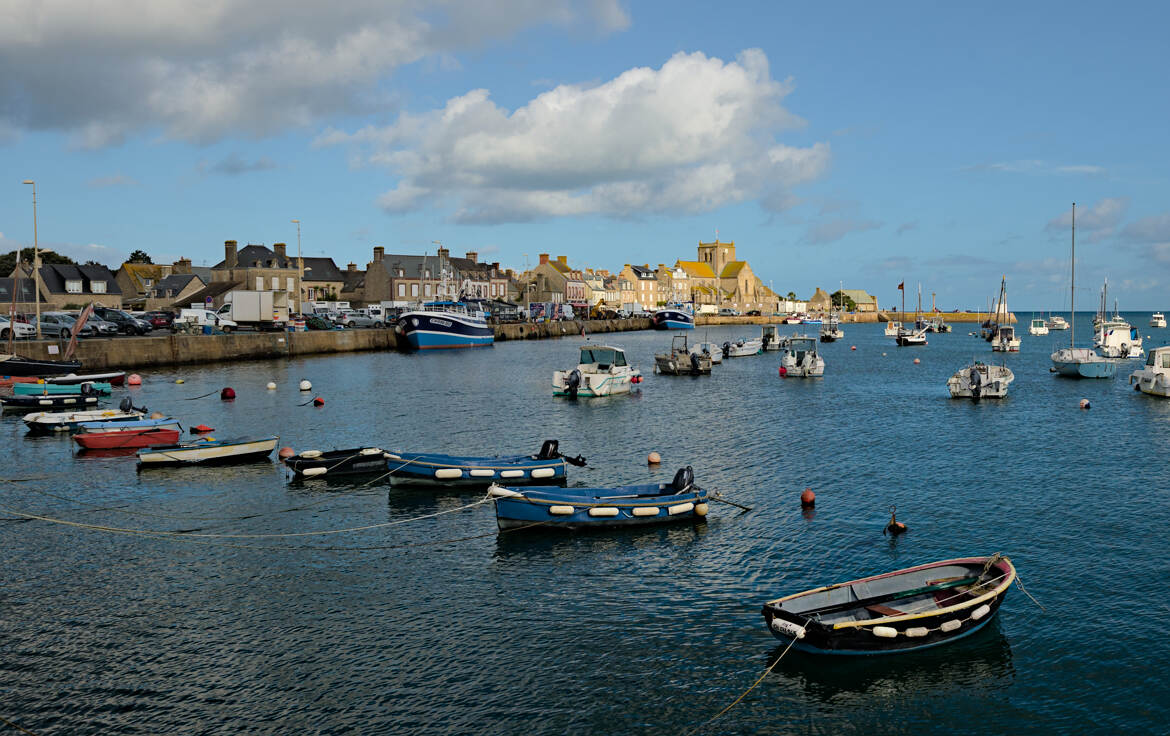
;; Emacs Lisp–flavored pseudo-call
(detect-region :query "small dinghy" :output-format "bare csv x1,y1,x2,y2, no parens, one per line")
947,362,1014,400
386,440,585,486
76,416,181,434
285,447,391,478
137,436,279,468
14,381,112,396
24,407,146,434
2,392,101,411
761,555,1016,655
47,371,126,386
75,427,181,450
489,466,708,530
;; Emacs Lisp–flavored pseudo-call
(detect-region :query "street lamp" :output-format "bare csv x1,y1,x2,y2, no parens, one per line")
290,219,302,312
22,180,40,339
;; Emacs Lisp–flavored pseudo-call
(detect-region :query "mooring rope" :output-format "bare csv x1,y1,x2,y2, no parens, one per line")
0,714,39,736
180,389,221,400
1013,573,1045,611
685,636,799,735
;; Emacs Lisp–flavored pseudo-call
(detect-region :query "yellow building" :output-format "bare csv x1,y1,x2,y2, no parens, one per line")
675,239,777,312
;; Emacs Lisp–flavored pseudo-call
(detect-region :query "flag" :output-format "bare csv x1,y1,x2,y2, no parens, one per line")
64,303,94,360
897,281,904,291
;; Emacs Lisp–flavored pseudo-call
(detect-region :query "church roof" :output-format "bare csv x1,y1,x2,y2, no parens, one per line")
719,262,747,278
676,261,716,279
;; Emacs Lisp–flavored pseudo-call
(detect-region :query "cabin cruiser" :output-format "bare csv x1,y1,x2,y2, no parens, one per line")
655,335,710,375
780,336,824,377
884,320,903,337
894,325,928,346
1150,312,1167,328
691,341,722,364
819,315,844,342
1046,315,1069,330
553,345,642,398
1095,322,1143,359
947,362,1014,400
1028,318,1049,336
991,325,1021,352
1130,346,1170,396
760,325,783,351
723,338,763,358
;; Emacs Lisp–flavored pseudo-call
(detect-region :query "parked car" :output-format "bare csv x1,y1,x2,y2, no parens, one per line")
144,311,175,329
0,315,35,339
94,307,152,335
85,314,120,336
342,312,383,328
40,312,94,338
718,308,740,316
745,309,762,316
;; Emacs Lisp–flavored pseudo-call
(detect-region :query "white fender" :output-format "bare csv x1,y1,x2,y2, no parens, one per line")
905,627,930,638
872,626,898,638
531,468,556,479
40,400,52,405
359,448,382,455
384,452,402,460
302,467,327,477
549,505,575,515
971,604,992,620
500,470,525,478
631,507,660,517
434,468,463,479
694,502,709,517
487,485,523,498
300,450,323,459
588,507,620,517
770,618,806,639
470,469,495,478
940,620,962,633
668,502,695,515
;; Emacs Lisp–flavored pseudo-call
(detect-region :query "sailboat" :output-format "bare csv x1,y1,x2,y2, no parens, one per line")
894,282,927,346
990,276,1020,352
2,255,83,376
1051,203,1116,379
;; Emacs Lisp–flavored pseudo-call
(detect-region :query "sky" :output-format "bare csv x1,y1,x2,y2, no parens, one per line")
2,1,1169,310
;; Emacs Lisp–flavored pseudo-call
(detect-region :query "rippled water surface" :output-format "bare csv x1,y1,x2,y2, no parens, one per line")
4,316,1169,734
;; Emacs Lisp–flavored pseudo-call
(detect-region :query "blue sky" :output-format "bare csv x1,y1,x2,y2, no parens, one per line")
2,1,1168,310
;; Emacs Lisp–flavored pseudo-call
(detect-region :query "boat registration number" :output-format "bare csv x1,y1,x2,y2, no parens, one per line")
430,319,452,327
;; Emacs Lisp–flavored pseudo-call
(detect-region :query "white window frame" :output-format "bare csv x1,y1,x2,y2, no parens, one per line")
91,281,107,294
66,279,83,294
411,284,419,297
255,276,264,290
398,283,405,297
271,276,279,290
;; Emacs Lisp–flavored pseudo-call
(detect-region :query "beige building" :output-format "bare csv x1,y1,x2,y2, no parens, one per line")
211,241,301,309
10,262,123,310
674,239,778,312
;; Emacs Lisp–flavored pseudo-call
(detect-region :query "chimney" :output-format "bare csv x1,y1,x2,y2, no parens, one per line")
539,254,549,265
491,262,500,271
557,255,568,266
273,242,287,260
466,251,478,263
437,247,449,259
373,246,384,262
347,263,357,272
174,257,192,274
224,240,238,269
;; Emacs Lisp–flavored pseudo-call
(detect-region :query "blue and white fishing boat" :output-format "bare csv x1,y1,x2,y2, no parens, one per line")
386,440,585,486
1051,203,1116,379
488,466,709,530
137,435,279,467
14,381,112,396
396,301,493,350
652,306,694,330
761,555,1016,655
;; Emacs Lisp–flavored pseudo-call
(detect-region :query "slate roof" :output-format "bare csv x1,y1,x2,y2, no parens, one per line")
150,274,204,298
629,265,656,280
676,261,716,279
0,278,40,302
35,264,122,295
300,257,345,282
119,263,170,294
212,244,295,270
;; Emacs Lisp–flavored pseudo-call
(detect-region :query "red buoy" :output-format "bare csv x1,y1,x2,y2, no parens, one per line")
800,487,815,508
850,345,857,351
278,446,295,459
127,373,142,386
778,366,788,377
312,396,325,407
191,424,214,434
220,387,236,400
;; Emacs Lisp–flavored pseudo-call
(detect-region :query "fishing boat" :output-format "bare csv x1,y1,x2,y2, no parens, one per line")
723,338,763,357
761,324,783,351
13,381,112,396
946,362,1014,400
488,466,708,530
1130,347,1170,397
992,325,1020,353
284,447,393,478
691,340,722,365
760,554,1016,655
0,354,83,377
553,344,642,398
1051,204,1116,379
24,408,145,434
933,317,952,333
396,301,493,350
137,436,279,467
652,307,694,330
74,427,180,450
2,393,101,411
47,371,126,386
655,334,711,375
1150,313,1167,328
1028,317,1049,336
894,282,928,346
1096,322,1143,359
1046,315,1069,330
819,315,844,343
385,440,585,486
780,335,825,377
884,320,903,337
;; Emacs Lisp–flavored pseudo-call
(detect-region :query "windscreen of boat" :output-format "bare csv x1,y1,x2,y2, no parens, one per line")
792,338,815,351
580,347,626,367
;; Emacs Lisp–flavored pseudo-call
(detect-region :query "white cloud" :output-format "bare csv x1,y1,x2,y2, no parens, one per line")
0,0,628,146
1045,197,1128,242
1121,213,1170,243
964,160,1107,176
323,49,829,223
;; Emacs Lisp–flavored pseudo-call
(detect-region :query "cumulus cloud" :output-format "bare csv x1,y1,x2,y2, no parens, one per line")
1120,213,1170,243
1045,197,1128,242
321,49,829,223
805,218,880,245
0,0,628,146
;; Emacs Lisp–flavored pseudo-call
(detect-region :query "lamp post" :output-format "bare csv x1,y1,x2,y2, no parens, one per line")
291,219,302,312
21,180,40,339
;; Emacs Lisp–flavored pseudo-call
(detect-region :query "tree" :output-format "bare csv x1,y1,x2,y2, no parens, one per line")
127,249,153,264
84,260,110,269
786,291,797,300
0,248,75,276
830,290,857,311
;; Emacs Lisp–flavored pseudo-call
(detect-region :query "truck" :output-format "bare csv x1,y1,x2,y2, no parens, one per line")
216,290,290,330
174,308,238,333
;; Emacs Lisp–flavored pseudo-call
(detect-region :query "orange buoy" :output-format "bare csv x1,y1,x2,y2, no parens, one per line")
313,397,325,407
850,345,856,351
647,451,661,464
220,387,236,400
127,374,142,386
800,487,815,508
278,446,295,459
913,358,921,365
191,424,214,434
883,505,908,536
1079,398,1090,409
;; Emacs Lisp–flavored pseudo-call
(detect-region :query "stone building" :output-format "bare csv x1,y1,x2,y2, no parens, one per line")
211,240,300,309
10,262,122,310
675,239,777,313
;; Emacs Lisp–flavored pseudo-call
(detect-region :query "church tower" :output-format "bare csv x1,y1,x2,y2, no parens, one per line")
697,239,736,276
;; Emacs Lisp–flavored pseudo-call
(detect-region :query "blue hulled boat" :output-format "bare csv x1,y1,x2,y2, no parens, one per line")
653,308,695,330
386,440,585,486
488,466,709,530
397,301,493,350
14,381,112,395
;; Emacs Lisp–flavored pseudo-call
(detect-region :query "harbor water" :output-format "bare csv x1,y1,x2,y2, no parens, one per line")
4,315,1168,734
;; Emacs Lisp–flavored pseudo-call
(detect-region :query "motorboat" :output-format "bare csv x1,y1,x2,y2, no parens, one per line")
933,318,952,333
1151,313,1167,328
1096,322,1143,359
1131,347,1170,397
396,301,493,350
13,381,112,396
24,409,145,435
884,321,903,337
284,447,393,478
692,341,722,365
488,466,708,530
652,307,694,330
991,325,1021,352
760,555,1016,655
760,325,783,351
780,335,824,377
137,436,279,467
946,362,1014,400
384,440,585,486
1028,318,1049,336
2,393,101,412
819,315,844,343
655,334,711,375
0,353,83,377
723,338,763,357
553,345,642,398
1046,315,1069,330
783,315,803,325
894,326,928,347
74,427,180,450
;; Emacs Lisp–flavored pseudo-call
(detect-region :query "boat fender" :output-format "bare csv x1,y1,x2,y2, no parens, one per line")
500,470,525,478
384,452,402,460
668,502,695,516
905,627,930,638
872,626,899,638
940,620,962,633
435,468,463,479
470,469,495,477
302,467,328,477
300,450,323,459
694,502,709,517
531,468,556,478
549,505,575,515
971,604,992,621
359,448,382,455
588,507,620,517
632,507,661,517
770,618,806,639
487,485,523,498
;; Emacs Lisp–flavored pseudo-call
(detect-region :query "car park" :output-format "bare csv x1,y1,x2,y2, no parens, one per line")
39,312,94,338
94,307,153,335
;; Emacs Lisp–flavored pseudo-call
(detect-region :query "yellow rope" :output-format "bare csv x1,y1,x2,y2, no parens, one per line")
685,636,798,735
0,714,40,735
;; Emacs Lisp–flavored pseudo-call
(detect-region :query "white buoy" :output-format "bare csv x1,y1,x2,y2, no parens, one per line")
299,379,312,391
266,382,277,390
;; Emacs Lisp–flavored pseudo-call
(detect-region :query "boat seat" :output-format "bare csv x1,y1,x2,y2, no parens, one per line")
865,604,905,618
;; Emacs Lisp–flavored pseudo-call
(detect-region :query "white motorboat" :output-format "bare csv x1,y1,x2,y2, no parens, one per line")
760,325,784,351
692,341,722,364
1046,315,1070,330
1028,318,1049,336
23,408,145,434
780,335,824,377
1150,312,1167,328
1096,322,1143,359
947,362,1014,399
553,344,642,398
884,320,902,337
819,316,844,343
1130,346,1170,397
894,326,928,346
1050,204,1116,379
655,334,711,375
992,325,1021,352
723,338,763,358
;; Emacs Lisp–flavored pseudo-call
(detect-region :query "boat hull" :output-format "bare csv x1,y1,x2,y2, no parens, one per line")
47,372,126,386
24,410,144,434
0,355,83,377
137,436,278,467
386,451,570,486
14,381,111,396
285,447,391,477
398,310,493,350
491,482,708,530
1051,350,1117,378
2,394,101,411
75,428,180,449
652,310,694,330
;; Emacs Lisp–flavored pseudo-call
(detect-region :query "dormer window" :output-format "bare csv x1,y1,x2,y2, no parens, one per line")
143,278,153,289
91,281,107,294
66,279,83,293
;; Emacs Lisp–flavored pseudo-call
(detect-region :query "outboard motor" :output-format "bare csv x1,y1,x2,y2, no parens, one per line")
722,341,731,358
119,396,133,413
80,382,96,397
671,465,695,492
968,366,982,400
689,351,702,373
538,439,559,459
566,368,581,400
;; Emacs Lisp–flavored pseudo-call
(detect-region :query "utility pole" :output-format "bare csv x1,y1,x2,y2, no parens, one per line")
291,219,302,312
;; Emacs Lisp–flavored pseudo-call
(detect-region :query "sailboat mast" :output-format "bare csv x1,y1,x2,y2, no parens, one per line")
1070,202,1076,347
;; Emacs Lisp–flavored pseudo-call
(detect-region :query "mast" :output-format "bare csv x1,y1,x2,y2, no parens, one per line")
7,255,19,355
1070,202,1075,348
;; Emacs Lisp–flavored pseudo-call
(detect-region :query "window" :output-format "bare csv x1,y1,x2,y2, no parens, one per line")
425,284,432,296
91,281,107,294
286,277,294,291
143,279,152,289
307,287,316,300
411,284,418,297
66,280,83,293
255,276,264,290
271,276,279,290
398,284,405,297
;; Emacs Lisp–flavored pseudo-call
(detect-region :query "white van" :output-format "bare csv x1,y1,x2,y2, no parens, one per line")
175,308,238,332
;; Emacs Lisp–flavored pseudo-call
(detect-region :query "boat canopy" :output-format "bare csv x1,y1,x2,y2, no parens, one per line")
1147,348,1170,368
580,346,627,367
789,337,816,350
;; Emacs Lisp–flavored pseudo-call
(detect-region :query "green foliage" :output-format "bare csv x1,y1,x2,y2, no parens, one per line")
831,290,857,311
0,248,76,276
127,249,153,264
786,291,797,300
